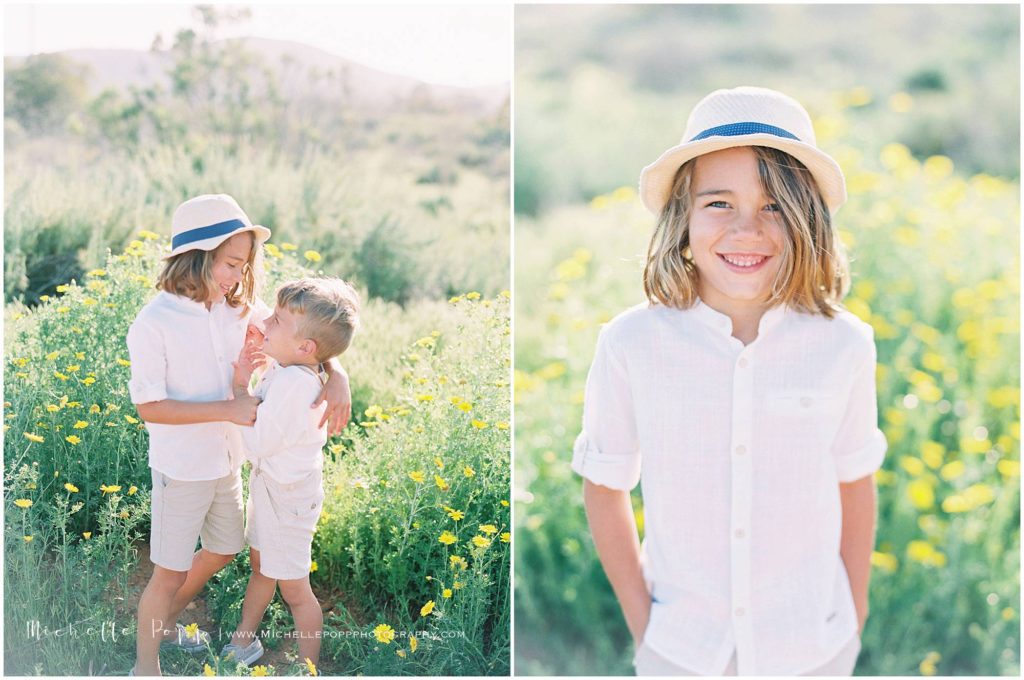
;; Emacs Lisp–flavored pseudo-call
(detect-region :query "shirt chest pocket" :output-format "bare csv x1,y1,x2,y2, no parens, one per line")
764,390,844,441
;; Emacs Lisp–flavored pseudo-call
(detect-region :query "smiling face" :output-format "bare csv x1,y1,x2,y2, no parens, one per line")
261,304,316,367
209,232,254,303
688,146,786,317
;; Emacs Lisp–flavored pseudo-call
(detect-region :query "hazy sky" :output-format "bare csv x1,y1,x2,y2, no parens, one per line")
3,4,511,87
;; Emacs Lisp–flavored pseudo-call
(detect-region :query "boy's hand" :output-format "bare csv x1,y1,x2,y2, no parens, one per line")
227,394,261,426
314,364,351,435
233,339,266,389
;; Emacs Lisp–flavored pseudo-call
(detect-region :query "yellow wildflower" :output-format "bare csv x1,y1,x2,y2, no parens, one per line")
920,651,941,676
73,421,88,429
14,499,33,509
281,242,297,251
500,500,509,507
447,509,465,521
310,561,318,573
420,600,435,617
23,535,33,543
83,532,92,539
250,666,268,677
125,415,139,424
472,535,491,548
435,475,449,491
184,623,199,638
410,636,418,653
64,483,79,493
450,555,468,570
409,471,426,483
304,250,322,263
434,457,445,470
870,551,898,573
463,466,475,478
24,432,44,443
438,531,458,545
471,419,488,429
907,479,934,510
500,532,511,543
100,484,122,495
396,649,406,658
374,623,395,644
203,663,215,676
304,657,318,676
479,524,498,535
66,435,81,445
443,588,453,598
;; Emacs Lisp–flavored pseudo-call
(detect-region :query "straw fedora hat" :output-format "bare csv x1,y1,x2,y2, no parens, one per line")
166,193,272,258
638,86,847,216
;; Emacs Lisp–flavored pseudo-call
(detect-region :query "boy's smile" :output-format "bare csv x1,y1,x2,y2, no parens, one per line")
261,305,315,367
688,146,785,316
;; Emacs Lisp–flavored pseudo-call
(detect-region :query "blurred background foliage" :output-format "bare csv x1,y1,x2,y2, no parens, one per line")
4,5,509,307
514,4,1018,216
514,4,1020,677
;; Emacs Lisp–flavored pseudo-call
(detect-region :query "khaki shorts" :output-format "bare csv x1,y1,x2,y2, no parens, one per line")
149,468,245,572
245,467,324,581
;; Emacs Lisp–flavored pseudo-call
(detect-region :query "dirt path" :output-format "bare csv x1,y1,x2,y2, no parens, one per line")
124,541,364,674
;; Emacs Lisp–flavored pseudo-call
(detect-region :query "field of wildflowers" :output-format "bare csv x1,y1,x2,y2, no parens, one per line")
4,236,510,676
513,95,1020,676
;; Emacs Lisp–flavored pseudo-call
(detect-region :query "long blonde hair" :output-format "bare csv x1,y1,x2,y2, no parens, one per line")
156,232,263,314
642,146,849,317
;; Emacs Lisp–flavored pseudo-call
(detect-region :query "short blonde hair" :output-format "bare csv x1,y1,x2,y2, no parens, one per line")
156,232,263,314
276,277,361,362
642,146,850,318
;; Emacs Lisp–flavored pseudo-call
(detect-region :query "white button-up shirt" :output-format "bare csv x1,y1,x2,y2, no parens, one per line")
571,299,887,676
240,362,327,484
127,292,271,481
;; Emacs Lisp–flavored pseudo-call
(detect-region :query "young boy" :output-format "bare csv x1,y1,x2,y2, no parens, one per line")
220,277,361,670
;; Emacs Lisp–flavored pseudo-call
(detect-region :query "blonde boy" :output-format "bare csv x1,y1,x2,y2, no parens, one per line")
220,277,360,669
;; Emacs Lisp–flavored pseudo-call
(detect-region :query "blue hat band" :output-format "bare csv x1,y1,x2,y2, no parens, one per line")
690,122,800,142
172,218,249,250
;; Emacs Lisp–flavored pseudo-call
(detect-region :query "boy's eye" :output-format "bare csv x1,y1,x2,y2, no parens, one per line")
765,203,781,212
707,200,729,209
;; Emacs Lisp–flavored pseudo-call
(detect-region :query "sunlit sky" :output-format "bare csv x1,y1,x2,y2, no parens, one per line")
4,3,511,87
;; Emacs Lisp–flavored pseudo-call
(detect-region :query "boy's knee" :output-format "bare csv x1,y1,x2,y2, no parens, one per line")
278,579,314,605
152,566,188,590
201,548,236,569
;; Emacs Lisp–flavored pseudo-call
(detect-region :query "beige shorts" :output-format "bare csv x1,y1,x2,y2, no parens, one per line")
149,468,245,572
244,467,324,581
634,634,861,676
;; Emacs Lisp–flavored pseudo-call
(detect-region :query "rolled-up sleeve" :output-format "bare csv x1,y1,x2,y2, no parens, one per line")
832,343,888,483
571,326,641,491
126,318,168,405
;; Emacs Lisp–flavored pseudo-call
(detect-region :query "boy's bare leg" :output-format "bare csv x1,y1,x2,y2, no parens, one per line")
135,566,188,676
279,575,323,665
230,548,278,647
162,548,237,638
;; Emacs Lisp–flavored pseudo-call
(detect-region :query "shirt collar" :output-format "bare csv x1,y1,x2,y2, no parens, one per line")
692,297,791,339
159,291,224,315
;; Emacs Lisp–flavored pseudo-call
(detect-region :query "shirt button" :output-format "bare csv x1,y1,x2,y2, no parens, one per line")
800,396,812,407
735,607,746,617
738,358,748,368
734,529,745,539
735,445,747,456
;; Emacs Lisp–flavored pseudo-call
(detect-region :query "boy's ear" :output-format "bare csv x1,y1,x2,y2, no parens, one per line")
299,338,319,358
